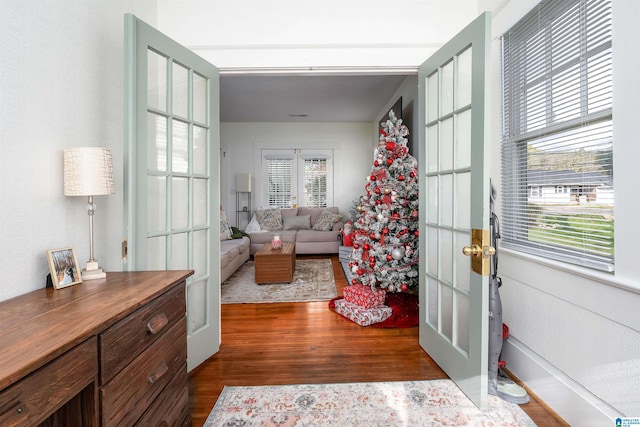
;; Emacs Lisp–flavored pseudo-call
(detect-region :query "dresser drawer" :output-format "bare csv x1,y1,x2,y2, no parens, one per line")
0,337,97,426
100,283,185,383
135,363,190,426
101,318,186,426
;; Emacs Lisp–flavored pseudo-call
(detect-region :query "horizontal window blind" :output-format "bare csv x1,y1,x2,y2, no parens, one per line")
501,0,614,271
263,151,294,208
262,149,334,208
298,150,334,208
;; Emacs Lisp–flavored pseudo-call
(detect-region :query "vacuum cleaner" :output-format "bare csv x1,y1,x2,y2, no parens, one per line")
488,181,530,404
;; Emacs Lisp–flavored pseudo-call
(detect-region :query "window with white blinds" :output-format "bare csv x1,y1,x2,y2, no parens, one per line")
262,149,333,208
501,0,614,271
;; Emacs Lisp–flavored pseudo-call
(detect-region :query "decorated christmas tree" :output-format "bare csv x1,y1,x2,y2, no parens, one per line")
348,110,419,293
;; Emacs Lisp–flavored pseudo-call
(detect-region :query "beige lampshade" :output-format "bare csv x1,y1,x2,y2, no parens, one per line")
64,147,115,196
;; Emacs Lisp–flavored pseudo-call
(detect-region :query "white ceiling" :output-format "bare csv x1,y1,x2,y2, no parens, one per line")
219,74,410,123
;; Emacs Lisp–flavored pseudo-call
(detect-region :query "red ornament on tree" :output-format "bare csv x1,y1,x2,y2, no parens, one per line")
386,158,394,165
374,187,381,194
357,269,364,276
410,171,416,178
374,160,379,167
398,175,405,181
385,141,396,150
386,254,393,261
351,278,358,285
414,230,419,237
370,175,377,181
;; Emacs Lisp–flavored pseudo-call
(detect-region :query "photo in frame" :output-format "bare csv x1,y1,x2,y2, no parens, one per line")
47,247,82,289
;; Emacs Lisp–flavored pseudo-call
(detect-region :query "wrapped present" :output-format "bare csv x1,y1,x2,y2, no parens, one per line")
343,284,386,308
334,299,392,326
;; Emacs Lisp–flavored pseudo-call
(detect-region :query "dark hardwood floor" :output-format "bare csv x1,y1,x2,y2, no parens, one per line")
189,255,567,426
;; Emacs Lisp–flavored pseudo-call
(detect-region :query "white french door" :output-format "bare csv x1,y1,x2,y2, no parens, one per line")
124,14,220,371
418,12,492,409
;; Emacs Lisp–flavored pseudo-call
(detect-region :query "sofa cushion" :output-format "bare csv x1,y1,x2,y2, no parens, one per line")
220,246,239,268
255,208,283,231
283,215,311,230
296,229,341,243
312,209,343,231
248,230,296,245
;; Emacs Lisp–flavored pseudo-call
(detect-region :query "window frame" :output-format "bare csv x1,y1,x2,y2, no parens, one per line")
500,0,614,272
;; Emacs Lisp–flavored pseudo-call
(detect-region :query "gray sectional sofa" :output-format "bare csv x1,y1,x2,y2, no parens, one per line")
220,236,250,283
247,207,344,255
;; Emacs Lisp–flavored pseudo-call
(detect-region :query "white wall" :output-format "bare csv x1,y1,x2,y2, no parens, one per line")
157,0,484,70
220,122,373,222
490,1,640,425
0,1,157,301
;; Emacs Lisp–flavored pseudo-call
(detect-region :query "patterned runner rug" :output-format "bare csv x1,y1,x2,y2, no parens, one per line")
204,379,536,426
221,259,337,304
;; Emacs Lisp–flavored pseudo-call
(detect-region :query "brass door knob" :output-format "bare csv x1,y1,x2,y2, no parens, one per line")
462,245,495,257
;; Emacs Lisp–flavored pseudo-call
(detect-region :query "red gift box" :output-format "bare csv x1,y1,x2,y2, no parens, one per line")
343,284,386,309
334,299,392,326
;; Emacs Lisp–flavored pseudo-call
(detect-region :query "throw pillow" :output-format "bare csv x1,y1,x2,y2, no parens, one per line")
312,209,342,231
220,210,233,240
283,215,311,231
255,208,283,231
244,214,262,233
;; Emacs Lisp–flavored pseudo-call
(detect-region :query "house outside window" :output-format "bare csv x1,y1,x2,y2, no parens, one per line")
501,0,614,272
261,149,334,208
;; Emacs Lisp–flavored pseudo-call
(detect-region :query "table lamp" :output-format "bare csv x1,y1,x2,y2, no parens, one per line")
63,147,115,280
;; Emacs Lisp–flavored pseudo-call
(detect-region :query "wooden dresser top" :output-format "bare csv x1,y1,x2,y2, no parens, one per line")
0,270,193,391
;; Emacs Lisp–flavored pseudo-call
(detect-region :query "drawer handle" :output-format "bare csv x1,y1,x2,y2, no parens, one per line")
146,313,169,335
147,362,169,384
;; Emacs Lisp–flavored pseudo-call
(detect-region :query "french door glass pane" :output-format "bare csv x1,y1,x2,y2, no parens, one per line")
427,176,438,223
441,284,453,340
172,120,189,173
440,228,453,284
172,177,189,229
188,280,207,330
457,292,470,353
456,110,471,169
428,225,438,275
440,174,453,227
147,176,166,232
172,63,189,118
441,118,454,171
428,276,439,327
193,230,208,277
456,47,472,108
147,49,167,112
193,73,207,124
455,231,471,292
193,178,207,227
147,113,167,171
146,236,166,270
455,172,470,229
441,61,454,116
171,232,189,269
427,73,439,122
193,125,207,175
427,124,439,173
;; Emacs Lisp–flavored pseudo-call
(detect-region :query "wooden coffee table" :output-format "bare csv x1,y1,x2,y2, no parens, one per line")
254,242,296,284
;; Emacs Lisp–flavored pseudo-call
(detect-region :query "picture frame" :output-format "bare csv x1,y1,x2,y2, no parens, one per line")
47,247,83,289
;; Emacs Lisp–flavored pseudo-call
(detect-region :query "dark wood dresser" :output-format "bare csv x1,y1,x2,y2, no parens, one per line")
0,270,193,426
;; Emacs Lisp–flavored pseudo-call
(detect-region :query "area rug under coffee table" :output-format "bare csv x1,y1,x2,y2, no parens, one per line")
204,379,536,426
221,259,337,304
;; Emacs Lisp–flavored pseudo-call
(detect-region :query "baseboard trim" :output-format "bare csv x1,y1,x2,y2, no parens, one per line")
502,337,621,426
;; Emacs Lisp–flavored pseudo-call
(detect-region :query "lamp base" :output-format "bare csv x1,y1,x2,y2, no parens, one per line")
82,261,106,280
